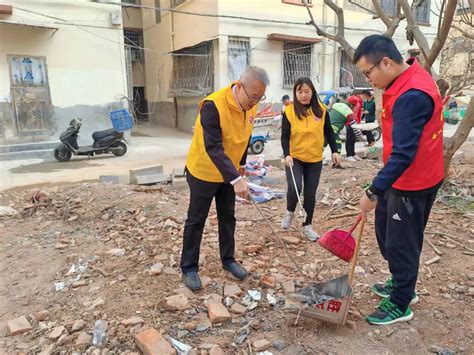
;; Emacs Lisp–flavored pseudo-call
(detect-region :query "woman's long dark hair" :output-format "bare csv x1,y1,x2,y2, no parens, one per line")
293,77,323,120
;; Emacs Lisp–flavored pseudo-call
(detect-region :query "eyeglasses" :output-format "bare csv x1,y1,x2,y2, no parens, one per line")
362,58,383,78
241,84,266,103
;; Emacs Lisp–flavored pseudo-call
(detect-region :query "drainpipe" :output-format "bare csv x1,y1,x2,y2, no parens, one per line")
321,0,327,89
171,9,178,129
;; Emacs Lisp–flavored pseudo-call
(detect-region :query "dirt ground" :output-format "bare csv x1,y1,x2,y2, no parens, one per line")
1,143,473,355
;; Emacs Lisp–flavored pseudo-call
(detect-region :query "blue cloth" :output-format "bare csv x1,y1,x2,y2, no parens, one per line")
370,90,434,194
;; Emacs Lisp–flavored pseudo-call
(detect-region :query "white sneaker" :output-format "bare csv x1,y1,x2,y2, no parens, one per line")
345,156,357,162
302,225,319,241
354,155,363,161
281,211,294,229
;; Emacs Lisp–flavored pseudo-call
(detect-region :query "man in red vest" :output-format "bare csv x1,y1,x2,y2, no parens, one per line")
354,35,444,325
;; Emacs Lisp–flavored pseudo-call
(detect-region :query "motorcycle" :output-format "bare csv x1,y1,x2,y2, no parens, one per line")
339,121,381,143
54,118,127,162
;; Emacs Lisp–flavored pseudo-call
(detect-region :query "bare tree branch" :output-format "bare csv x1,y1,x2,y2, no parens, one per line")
348,0,377,15
425,0,458,69
371,0,393,26
437,0,446,36
398,0,431,62
303,0,355,58
452,24,474,39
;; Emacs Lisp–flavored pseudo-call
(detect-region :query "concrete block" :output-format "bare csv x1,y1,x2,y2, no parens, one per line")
172,175,187,190
130,165,164,184
99,175,130,184
134,174,171,185
172,168,185,177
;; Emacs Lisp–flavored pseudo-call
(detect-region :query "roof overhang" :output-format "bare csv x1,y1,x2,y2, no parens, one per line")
0,19,58,30
267,33,322,44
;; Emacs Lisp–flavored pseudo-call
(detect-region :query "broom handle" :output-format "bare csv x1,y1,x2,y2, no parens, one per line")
343,214,362,243
348,216,365,285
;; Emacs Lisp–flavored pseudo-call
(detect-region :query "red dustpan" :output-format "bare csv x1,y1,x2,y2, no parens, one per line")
318,214,362,262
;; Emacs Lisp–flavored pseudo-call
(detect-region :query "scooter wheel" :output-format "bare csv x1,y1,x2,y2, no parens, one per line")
111,141,127,156
249,140,264,154
373,128,382,142
54,146,72,162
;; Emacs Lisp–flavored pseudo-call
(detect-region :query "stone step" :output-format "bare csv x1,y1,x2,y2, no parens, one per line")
0,149,55,161
0,141,59,154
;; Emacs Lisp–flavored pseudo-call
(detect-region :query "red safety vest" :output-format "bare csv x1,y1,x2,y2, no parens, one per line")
382,58,444,191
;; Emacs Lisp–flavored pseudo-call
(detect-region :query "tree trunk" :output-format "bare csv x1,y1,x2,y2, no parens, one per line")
443,97,474,177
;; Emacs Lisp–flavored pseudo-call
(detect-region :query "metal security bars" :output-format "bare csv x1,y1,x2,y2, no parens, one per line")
169,41,214,97
340,50,367,88
228,36,251,81
282,42,312,88
124,30,144,62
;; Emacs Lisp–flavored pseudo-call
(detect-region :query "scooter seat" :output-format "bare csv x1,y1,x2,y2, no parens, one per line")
92,129,121,141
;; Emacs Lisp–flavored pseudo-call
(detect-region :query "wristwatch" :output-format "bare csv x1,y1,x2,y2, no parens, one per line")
366,189,379,201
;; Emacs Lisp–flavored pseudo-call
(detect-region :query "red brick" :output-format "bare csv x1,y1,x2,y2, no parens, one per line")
7,316,32,336
121,316,145,327
207,303,231,324
134,328,175,355
164,294,190,311
253,339,271,352
259,275,276,288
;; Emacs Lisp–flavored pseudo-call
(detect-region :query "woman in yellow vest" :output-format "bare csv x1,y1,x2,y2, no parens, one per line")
281,77,340,241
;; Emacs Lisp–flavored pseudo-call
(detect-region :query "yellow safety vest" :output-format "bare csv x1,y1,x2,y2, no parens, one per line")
285,102,327,163
186,83,256,182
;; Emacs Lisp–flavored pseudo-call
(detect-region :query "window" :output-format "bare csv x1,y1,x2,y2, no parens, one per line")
122,0,139,4
282,42,312,88
124,30,144,62
340,50,367,87
169,41,214,97
415,0,430,24
282,0,312,5
171,0,186,7
155,0,161,24
381,0,430,23
381,0,396,16
228,37,251,81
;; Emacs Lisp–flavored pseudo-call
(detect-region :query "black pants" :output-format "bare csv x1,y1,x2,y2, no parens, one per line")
375,189,438,310
345,125,356,157
180,171,236,273
285,159,322,226
364,130,375,144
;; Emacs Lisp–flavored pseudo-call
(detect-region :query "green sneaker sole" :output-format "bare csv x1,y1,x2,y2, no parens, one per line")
371,288,420,305
367,310,414,325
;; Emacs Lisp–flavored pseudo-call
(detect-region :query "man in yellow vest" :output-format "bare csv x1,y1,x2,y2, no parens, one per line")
181,66,269,290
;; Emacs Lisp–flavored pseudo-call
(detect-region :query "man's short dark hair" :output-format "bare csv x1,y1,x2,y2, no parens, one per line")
361,89,372,96
353,35,403,65
282,95,290,102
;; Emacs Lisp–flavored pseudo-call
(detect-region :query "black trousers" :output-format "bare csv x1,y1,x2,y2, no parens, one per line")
180,171,236,273
285,159,322,226
345,125,356,157
375,189,438,310
364,130,375,144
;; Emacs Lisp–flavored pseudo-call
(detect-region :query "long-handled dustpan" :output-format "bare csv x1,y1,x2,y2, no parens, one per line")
286,217,365,325
318,215,362,262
